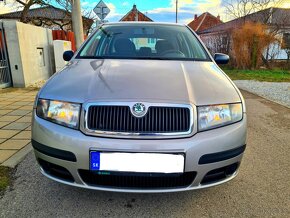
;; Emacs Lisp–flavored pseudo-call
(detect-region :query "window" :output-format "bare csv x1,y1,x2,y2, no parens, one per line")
282,33,290,49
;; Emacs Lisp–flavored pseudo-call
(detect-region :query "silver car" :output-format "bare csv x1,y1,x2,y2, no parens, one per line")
32,22,247,193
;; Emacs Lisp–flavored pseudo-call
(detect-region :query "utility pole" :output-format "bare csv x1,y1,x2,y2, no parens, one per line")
72,0,84,50
175,0,178,23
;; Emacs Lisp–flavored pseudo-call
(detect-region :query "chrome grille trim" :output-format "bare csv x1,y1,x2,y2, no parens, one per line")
80,102,195,139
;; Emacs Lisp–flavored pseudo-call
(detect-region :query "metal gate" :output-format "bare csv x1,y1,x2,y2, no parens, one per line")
0,21,12,88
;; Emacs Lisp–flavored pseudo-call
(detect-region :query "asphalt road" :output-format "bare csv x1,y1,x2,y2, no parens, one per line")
0,91,289,218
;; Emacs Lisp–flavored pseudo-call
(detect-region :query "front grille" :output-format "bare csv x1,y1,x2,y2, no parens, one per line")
86,105,191,134
79,170,196,189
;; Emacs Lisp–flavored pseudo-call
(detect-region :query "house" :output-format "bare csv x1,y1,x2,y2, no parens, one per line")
120,4,153,22
198,7,290,60
0,5,94,35
187,12,223,33
119,4,153,49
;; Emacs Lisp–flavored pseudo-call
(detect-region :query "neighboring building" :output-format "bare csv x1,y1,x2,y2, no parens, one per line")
119,4,154,49
0,6,94,35
187,12,223,33
199,7,290,60
120,4,153,22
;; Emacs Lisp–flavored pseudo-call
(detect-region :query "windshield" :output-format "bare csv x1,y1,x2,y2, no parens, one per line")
78,24,210,61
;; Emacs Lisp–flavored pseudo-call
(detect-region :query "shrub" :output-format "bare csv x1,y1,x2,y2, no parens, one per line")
232,22,277,69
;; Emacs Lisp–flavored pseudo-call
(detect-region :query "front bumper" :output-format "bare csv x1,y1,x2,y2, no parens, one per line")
32,113,247,193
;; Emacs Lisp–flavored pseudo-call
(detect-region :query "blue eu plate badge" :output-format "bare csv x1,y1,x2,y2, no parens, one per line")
90,151,100,170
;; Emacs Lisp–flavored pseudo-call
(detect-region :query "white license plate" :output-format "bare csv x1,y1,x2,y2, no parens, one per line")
90,151,184,173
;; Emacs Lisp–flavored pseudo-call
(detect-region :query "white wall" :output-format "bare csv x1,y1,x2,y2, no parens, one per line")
53,40,71,72
3,20,54,87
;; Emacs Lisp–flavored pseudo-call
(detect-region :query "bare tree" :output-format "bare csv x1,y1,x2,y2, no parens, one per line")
224,0,284,19
14,0,94,34
15,0,51,22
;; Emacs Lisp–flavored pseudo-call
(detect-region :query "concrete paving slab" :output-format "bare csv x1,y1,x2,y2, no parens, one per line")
0,139,30,149
23,92,38,95
6,110,30,116
2,122,31,130
0,150,17,164
2,105,22,110
0,102,13,106
1,95,19,98
0,130,20,139
10,102,31,106
0,100,15,103
0,110,13,115
0,122,10,128
12,131,31,140
15,116,32,123
13,90,30,93
0,115,21,122
22,98,35,102
18,105,33,110
13,97,29,100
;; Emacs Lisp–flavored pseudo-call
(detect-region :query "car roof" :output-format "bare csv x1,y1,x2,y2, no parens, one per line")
102,22,186,27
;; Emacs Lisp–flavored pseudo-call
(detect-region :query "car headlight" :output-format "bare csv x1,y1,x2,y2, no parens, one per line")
36,99,81,129
198,103,243,131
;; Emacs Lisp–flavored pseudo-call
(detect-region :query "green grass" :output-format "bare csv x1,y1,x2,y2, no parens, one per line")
0,167,11,193
223,69,290,82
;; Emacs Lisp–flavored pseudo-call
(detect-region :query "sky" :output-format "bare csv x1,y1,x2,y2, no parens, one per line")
1,0,290,24
82,0,226,23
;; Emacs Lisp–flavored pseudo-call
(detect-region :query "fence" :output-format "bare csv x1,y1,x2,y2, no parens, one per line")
0,21,11,88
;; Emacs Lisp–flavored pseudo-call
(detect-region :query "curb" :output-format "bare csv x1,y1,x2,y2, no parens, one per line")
1,143,33,168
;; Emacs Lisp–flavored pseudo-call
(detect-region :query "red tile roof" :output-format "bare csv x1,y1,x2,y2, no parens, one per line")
120,5,153,22
187,12,223,33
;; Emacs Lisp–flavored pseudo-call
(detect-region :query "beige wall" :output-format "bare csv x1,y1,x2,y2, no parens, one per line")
3,20,54,87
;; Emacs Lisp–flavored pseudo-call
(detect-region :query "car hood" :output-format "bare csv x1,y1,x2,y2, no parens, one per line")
40,59,241,105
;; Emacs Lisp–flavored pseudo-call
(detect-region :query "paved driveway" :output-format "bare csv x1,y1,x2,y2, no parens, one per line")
0,91,289,218
0,88,37,165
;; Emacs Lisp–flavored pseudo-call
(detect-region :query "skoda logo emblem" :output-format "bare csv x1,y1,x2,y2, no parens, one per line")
132,103,146,117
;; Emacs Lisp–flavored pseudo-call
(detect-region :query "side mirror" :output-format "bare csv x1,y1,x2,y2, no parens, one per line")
214,53,229,65
63,50,74,62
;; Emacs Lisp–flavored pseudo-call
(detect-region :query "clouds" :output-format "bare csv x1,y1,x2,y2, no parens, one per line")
122,2,129,7
196,0,222,12
105,2,125,20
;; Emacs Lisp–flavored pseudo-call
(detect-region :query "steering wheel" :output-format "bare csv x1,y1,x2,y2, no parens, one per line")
160,50,185,57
